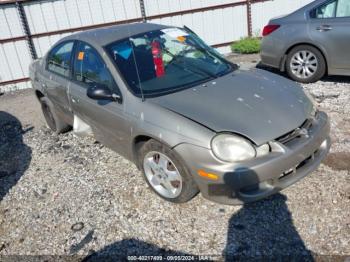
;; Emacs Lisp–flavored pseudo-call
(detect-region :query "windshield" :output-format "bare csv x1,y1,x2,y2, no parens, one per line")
106,27,233,97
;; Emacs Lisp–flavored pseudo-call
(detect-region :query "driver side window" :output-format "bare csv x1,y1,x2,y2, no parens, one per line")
73,42,118,93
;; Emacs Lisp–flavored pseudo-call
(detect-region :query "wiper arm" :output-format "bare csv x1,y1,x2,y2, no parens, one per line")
162,47,216,78
181,59,217,78
180,31,236,73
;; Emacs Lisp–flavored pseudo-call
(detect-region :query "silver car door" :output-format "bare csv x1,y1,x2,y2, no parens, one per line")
68,41,131,158
308,0,350,70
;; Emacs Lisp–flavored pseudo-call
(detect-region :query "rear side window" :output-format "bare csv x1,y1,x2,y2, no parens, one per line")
310,0,350,18
336,0,350,17
47,41,74,77
73,42,117,92
310,0,336,18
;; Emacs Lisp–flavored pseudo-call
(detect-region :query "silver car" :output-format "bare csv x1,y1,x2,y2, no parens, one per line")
261,0,350,83
30,23,330,205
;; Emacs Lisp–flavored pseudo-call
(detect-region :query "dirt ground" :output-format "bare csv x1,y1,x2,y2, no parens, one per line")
0,89,44,129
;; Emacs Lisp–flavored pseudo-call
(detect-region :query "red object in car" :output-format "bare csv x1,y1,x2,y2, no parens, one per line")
262,24,280,37
151,40,165,78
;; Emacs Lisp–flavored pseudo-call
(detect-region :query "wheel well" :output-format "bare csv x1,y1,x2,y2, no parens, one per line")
132,135,153,168
35,90,44,100
284,43,328,73
132,135,177,169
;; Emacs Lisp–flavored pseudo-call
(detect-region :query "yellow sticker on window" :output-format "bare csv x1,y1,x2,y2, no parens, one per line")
177,36,186,42
78,52,84,60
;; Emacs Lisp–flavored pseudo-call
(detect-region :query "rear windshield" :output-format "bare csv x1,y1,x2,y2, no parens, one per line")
105,28,232,97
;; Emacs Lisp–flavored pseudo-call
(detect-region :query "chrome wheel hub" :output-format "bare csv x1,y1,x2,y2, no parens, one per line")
290,51,318,79
143,151,182,198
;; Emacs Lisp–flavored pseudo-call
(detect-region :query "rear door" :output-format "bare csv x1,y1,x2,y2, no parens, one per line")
42,41,75,124
308,0,350,70
69,41,131,156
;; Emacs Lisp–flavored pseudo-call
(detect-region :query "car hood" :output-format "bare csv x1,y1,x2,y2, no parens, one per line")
149,69,314,145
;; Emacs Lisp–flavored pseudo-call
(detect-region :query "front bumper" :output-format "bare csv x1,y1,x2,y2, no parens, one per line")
174,111,331,205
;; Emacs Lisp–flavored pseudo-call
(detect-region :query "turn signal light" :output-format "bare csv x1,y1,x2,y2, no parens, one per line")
198,170,219,181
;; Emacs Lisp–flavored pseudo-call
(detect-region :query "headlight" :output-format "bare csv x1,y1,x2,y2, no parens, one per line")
211,134,256,162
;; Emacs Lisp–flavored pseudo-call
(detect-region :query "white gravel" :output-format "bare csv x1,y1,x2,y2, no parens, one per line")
0,59,349,260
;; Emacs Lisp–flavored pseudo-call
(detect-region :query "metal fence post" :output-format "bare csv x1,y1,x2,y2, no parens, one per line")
139,0,147,22
15,1,37,60
246,0,253,37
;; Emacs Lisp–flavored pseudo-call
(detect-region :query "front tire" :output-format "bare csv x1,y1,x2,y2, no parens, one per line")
138,139,199,203
286,45,326,83
39,97,70,134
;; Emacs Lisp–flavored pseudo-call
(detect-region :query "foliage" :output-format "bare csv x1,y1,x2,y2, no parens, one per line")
231,37,261,54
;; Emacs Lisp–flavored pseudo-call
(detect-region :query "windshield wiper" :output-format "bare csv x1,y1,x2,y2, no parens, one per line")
181,61,217,78
163,47,217,78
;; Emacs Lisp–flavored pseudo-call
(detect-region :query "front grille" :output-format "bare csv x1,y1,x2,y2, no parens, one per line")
276,118,314,144
278,149,318,181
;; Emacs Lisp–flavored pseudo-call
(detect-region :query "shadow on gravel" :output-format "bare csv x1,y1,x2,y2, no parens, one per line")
83,238,191,261
224,193,313,261
0,111,32,202
321,75,350,84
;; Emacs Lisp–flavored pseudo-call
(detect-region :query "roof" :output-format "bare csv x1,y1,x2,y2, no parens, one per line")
62,22,170,47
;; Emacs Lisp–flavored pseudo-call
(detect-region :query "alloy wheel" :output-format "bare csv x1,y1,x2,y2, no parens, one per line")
143,151,183,198
290,50,318,79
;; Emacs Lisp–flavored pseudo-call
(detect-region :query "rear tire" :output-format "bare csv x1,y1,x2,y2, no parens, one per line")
138,139,199,203
286,45,326,83
39,97,70,134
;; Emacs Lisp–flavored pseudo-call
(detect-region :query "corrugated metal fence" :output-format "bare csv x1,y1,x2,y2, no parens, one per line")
0,0,313,92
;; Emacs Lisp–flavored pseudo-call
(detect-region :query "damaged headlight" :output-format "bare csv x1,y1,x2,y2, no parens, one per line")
211,134,256,162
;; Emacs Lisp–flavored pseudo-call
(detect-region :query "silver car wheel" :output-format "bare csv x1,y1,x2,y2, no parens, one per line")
143,151,183,199
290,51,318,79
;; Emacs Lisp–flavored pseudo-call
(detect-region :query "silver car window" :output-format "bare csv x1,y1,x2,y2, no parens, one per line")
47,41,74,78
312,0,336,18
73,42,117,93
336,0,350,17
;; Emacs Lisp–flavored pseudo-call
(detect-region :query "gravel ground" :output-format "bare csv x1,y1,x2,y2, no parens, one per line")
0,55,349,260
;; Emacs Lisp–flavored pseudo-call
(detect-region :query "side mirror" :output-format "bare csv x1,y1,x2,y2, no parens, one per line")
87,83,121,103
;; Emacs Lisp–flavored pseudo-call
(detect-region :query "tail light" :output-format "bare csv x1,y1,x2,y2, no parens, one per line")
262,24,280,37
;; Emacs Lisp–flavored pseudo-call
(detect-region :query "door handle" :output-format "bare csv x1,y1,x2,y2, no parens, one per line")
71,97,80,104
316,25,332,32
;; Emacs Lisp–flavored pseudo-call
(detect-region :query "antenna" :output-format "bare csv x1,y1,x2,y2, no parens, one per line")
122,2,145,101
130,38,145,101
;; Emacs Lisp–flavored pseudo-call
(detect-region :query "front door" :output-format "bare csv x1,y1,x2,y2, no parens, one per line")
69,41,131,157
